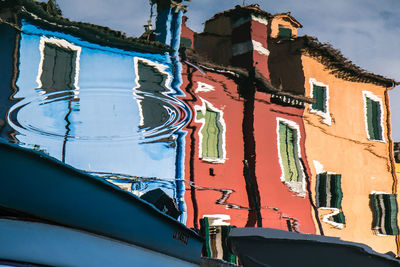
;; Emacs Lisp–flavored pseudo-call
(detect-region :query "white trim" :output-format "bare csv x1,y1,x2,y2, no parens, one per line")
309,78,331,125
203,214,231,226
251,15,269,26
276,118,305,196
252,40,270,56
133,57,173,128
195,82,215,93
36,36,81,91
319,207,344,229
313,160,324,174
194,98,227,163
362,91,385,142
232,40,270,57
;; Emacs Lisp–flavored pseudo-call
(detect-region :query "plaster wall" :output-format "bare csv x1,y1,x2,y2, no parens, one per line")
181,63,317,233
269,17,298,39
302,55,397,254
2,20,190,220
181,66,247,228
254,91,317,233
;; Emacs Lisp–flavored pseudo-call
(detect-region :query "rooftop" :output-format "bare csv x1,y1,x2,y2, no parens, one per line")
0,0,172,54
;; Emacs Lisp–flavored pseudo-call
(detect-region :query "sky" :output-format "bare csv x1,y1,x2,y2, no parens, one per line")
39,0,400,140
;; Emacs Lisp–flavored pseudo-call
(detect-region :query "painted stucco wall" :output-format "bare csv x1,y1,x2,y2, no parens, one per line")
1,19,190,221
302,54,397,254
269,16,299,39
180,63,317,234
254,91,317,234
181,66,248,228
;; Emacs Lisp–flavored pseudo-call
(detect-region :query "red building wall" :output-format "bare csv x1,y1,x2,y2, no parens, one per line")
180,62,317,234
180,65,249,228
254,91,317,233
180,7,317,234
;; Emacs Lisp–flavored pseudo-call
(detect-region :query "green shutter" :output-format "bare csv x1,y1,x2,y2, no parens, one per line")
278,26,292,39
279,122,301,182
370,194,382,231
197,107,223,159
366,97,382,140
332,211,346,224
316,172,328,207
312,85,326,112
370,194,399,235
221,225,237,263
383,194,399,235
329,174,343,209
203,217,212,257
317,173,345,224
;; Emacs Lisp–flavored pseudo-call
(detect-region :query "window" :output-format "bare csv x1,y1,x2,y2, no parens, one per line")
364,92,383,141
278,24,292,39
202,215,236,263
309,79,331,125
370,193,399,235
38,37,80,94
312,84,327,112
316,172,345,226
135,59,172,131
278,121,302,183
195,99,226,163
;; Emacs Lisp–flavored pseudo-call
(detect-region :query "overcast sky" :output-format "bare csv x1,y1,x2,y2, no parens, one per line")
40,0,400,140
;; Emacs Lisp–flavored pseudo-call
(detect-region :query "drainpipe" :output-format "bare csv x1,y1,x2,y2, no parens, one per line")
151,0,189,224
385,83,400,256
152,0,186,50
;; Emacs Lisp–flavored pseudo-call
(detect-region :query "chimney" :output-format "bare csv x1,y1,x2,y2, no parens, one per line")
230,5,271,79
152,0,188,53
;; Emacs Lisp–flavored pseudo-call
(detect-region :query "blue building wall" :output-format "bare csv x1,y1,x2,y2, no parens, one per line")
2,19,189,222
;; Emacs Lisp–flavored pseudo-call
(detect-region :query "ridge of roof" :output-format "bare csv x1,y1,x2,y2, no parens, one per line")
0,0,172,54
299,35,398,87
206,4,272,23
272,12,303,28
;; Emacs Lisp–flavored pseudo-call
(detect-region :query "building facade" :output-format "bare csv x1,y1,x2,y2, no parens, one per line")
0,0,190,222
180,3,399,256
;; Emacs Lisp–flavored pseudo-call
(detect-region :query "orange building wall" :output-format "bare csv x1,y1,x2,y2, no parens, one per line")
301,54,397,254
269,16,298,39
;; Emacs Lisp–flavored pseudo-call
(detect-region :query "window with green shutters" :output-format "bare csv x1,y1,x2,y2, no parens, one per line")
278,25,292,40
202,217,237,263
40,42,77,93
196,102,224,161
370,193,399,235
316,173,345,225
312,84,327,113
365,96,383,141
278,121,302,182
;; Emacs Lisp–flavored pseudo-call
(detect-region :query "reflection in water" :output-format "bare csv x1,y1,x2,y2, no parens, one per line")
7,81,187,204
4,24,189,220
134,59,188,141
39,39,78,93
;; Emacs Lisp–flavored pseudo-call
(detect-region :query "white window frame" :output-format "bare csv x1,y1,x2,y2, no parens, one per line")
36,36,81,93
309,78,331,125
194,97,227,163
362,91,385,142
133,57,174,129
